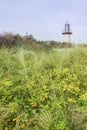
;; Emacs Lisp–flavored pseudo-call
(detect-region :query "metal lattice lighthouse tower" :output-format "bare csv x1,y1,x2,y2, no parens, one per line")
62,22,72,43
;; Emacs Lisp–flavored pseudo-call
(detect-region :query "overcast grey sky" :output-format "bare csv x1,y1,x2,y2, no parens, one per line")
0,0,87,43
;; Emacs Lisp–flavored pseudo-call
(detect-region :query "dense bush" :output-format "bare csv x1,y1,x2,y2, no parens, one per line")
0,32,75,50
0,47,87,130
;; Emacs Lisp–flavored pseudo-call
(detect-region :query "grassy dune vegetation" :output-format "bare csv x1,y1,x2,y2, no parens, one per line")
0,45,87,129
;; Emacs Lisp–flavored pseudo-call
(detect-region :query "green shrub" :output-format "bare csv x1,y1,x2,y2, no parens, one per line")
0,47,87,130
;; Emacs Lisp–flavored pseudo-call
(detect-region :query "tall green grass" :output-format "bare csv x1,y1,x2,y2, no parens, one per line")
0,47,87,130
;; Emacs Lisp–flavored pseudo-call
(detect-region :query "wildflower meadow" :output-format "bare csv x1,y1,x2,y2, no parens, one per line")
0,46,87,130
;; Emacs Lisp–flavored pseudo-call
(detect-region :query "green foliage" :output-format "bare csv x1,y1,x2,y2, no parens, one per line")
0,47,87,130
0,32,74,50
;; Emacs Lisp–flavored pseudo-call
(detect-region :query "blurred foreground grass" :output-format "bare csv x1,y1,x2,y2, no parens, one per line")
0,47,87,130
